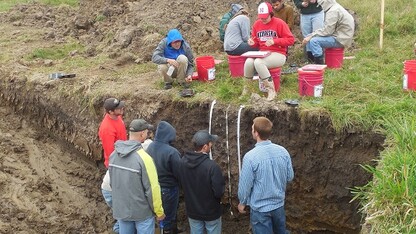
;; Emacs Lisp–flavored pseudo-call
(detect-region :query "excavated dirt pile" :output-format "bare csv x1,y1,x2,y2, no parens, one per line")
0,1,381,233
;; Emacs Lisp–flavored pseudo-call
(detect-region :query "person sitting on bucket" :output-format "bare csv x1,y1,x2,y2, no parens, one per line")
245,2,295,101
301,0,355,64
152,29,195,90
224,4,259,56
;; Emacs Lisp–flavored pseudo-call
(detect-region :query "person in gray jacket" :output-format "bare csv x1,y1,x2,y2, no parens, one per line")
301,0,354,64
109,119,165,234
146,121,183,234
152,29,195,90
224,4,258,55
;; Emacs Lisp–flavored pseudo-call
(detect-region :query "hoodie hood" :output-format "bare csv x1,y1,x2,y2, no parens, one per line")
154,121,176,144
114,140,141,158
183,151,210,169
166,29,184,47
317,0,336,12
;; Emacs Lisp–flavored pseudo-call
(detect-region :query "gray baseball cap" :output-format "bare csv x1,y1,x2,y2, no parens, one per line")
129,119,154,132
192,130,218,146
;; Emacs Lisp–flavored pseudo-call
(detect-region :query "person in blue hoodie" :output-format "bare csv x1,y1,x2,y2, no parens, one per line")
146,121,183,234
152,29,195,90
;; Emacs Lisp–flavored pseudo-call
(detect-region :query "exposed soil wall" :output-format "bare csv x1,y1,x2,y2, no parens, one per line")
0,70,384,233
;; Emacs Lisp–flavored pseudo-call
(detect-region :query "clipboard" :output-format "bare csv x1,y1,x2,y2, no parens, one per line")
241,51,271,58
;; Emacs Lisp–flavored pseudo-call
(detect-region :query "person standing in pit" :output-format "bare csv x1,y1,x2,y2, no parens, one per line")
238,116,294,233
146,121,183,234
98,97,127,233
109,119,165,234
173,130,225,234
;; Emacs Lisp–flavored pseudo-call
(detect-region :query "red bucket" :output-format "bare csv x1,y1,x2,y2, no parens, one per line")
325,48,344,69
298,68,324,97
258,68,281,92
196,56,215,81
403,60,416,90
228,55,247,77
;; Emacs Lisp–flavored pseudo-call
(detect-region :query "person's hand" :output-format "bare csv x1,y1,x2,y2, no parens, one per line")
302,35,312,46
265,39,274,47
156,214,165,222
185,75,192,82
237,203,247,214
167,59,179,67
248,38,255,46
302,1,309,7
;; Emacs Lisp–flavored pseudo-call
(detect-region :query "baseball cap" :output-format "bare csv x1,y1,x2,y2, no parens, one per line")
129,119,154,132
192,130,219,146
103,98,125,111
258,2,272,19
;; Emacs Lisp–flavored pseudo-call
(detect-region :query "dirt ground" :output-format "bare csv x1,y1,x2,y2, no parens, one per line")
0,1,380,233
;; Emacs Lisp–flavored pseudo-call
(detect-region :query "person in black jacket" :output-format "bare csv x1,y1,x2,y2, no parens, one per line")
146,121,182,234
173,130,225,234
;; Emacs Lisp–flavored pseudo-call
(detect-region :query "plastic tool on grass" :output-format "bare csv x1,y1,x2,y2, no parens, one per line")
285,99,299,107
179,89,195,97
49,73,76,79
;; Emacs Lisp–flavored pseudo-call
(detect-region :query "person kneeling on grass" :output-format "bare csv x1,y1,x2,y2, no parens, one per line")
152,29,195,90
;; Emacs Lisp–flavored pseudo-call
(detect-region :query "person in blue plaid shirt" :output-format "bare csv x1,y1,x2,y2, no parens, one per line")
238,116,294,234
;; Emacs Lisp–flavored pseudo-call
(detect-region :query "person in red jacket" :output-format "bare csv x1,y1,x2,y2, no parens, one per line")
98,97,127,168
244,2,295,101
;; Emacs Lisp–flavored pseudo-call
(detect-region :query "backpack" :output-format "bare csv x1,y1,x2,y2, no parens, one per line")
219,11,234,42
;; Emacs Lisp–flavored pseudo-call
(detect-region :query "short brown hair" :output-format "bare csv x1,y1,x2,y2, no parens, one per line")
253,117,273,140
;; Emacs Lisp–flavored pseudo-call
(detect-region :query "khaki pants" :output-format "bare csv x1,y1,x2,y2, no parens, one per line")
157,54,188,84
244,52,286,79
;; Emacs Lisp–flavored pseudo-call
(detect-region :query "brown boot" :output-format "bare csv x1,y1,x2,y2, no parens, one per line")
261,77,276,101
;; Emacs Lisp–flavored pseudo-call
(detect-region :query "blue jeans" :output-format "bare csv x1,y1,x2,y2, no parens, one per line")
307,36,344,57
250,206,287,234
102,189,120,233
119,216,155,234
188,217,222,234
161,186,179,231
226,42,259,56
300,11,324,38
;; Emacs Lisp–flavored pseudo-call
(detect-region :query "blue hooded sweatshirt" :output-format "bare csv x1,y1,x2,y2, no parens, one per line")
146,121,181,188
164,29,185,60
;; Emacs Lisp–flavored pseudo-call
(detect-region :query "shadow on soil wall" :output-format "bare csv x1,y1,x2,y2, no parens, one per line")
0,74,385,233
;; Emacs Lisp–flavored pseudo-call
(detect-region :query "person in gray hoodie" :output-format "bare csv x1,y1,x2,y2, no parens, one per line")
224,4,258,55
109,119,165,234
302,0,355,64
152,29,195,90
146,121,183,234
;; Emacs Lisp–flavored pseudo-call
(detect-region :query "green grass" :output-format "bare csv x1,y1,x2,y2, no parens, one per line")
26,42,84,60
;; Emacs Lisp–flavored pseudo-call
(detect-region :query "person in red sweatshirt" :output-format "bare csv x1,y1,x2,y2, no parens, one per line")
98,97,127,168
244,2,295,101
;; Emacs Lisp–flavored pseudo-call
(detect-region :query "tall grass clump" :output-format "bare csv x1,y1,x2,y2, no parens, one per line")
340,0,416,232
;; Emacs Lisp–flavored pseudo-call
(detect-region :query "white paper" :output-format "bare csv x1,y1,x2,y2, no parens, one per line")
241,51,271,58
